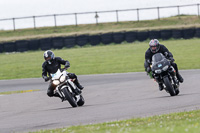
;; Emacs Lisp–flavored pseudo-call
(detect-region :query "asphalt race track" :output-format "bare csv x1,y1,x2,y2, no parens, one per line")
0,70,200,133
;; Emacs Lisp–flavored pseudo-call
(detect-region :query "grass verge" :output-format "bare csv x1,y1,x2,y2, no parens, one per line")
31,109,200,133
1,15,200,42
0,38,199,80
0,89,40,95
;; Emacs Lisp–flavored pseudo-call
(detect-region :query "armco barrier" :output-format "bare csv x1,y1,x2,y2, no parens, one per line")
1,27,200,53
113,32,125,44
160,30,172,40
183,28,195,39
39,38,52,50
64,36,76,48
149,30,160,39
101,33,113,44
125,31,137,43
52,37,64,49
172,29,183,39
28,39,39,51
137,31,149,41
4,42,16,52
16,40,29,52
76,35,88,46
89,34,101,46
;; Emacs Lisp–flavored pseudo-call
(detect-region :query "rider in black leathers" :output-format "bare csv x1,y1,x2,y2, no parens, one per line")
144,39,184,91
42,50,84,100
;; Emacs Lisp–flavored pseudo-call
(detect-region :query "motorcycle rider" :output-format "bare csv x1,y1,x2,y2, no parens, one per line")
144,39,184,91
42,50,84,101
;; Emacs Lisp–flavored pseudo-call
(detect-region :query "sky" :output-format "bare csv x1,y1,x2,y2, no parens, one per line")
0,0,200,19
0,0,200,30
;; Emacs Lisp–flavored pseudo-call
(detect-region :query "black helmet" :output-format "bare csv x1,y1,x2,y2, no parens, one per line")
44,50,54,64
149,39,160,53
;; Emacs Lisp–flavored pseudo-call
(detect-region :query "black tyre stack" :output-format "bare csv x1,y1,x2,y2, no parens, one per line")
52,37,64,49
4,42,16,52
28,39,40,51
125,31,137,43
89,34,101,46
172,29,183,39
161,30,172,40
113,32,125,44
137,31,149,41
0,43,4,53
76,35,89,46
64,36,76,48
1,27,200,53
101,33,113,44
39,38,52,50
183,28,195,39
16,40,29,52
195,27,200,38
149,30,160,39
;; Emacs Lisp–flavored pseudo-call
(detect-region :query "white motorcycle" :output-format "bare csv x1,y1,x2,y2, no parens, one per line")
50,68,85,107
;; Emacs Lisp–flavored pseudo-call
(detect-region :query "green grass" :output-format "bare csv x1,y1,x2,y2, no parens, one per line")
0,89,39,95
31,109,200,133
1,15,200,42
0,38,199,80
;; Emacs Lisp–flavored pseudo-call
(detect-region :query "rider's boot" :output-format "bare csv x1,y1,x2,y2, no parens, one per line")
158,83,164,91
176,72,184,83
74,79,84,90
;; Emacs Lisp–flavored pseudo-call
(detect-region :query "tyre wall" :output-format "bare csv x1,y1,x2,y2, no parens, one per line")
0,27,199,53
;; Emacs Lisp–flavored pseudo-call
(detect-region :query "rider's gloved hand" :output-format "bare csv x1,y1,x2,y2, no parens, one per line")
146,67,151,73
169,57,175,62
65,62,70,68
44,76,50,82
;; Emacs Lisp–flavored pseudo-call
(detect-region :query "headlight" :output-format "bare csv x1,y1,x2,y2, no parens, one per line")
60,75,66,82
155,69,162,74
53,80,60,85
162,65,169,71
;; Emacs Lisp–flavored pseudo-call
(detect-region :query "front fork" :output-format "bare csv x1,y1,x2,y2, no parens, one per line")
154,69,178,89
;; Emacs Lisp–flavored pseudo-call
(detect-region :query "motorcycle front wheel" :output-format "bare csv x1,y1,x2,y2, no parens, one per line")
163,76,176,96
63,88,77,107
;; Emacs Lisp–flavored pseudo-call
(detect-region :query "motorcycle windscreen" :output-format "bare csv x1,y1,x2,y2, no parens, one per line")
50,69,62,80
152,53,166,63
151,53,167,71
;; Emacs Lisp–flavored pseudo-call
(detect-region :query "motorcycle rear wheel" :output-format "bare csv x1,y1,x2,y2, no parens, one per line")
163,77,176,96
77,95,85,106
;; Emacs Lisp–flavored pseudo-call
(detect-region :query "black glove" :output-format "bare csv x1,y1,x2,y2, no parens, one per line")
43,76,50,82
65,62,70,68
169,57,175,62
146,67,151,73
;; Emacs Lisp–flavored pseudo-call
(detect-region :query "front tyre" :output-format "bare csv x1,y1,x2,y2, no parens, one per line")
163,76,176,96
63,88,77,107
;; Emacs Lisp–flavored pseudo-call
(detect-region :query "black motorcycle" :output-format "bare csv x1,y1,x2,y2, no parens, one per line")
151,53,180,96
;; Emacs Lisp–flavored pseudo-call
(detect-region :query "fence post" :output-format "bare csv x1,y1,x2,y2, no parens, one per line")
177,6,180,19
95,12,99,25
12,18,16,31
198,4,200,18
137,9,139,21
33,16,36,29
75,13,78,26
157,7,160,20
116,10,119,23
54,14,57,27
